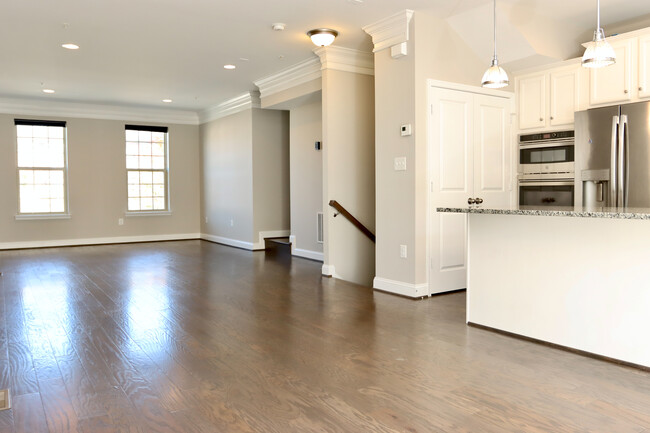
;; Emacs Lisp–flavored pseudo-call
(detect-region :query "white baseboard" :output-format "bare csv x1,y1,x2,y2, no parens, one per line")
373,277,428,298
322,264,336,277
201,234,254,250
288,235,323,261
252,230,291,250
0,233,201,251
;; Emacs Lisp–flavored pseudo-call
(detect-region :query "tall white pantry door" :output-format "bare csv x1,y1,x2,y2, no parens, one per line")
429,86,511,295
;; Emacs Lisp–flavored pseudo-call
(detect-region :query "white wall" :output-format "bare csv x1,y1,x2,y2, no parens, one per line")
0,113,200,248
322,68,376,286
289,98,323,257
200,110,255,243
252,108,290,236
373,11,494,295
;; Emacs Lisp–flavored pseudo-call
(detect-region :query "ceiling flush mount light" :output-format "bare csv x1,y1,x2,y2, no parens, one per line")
307,28,338,47
582,0,616,68
224,64,236,70
61,43,79,50
482,0,509,88
42,89,55,94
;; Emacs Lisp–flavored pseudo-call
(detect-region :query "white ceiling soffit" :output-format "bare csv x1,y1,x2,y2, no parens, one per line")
446,0,650,73
198,91,261,124
254,57,322,100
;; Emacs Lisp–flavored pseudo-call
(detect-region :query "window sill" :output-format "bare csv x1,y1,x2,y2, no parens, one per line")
125,210,172,217
15,213,71,221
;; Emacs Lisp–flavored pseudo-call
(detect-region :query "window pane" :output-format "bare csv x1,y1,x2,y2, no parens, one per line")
126,156,139,169
139,156,151,169
33,126,48,138
153,198,165,210
128,198,140,211
19,170,33,184
51,199,64,213
49,127,63,139
152,157,165,169
50,170,64,185
127,171,139,184
128,185,139,197
153,172,164,184
152,142,164,156
139,142,152,156
141,197,153,210
126,142,139,156
126,130,139,141
153,184,165,197
138,130,151,142
140,184,153,197
152,132,165,143
34,170,50,185
140,171,153,184
16,125,32,137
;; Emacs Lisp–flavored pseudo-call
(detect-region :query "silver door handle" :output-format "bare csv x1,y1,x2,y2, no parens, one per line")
610,115,619,207
468,198,476,205
475,198,484,204
618,114,627,207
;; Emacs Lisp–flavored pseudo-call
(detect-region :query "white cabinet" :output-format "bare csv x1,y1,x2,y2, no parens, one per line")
429,86,511,295
550,68,580,126
638,35,650,99
518,74,546,129
517,65,581,130
590,38,635,105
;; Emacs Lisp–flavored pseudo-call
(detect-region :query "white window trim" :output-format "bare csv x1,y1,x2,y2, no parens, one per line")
15,213,71,221
125,210,172,217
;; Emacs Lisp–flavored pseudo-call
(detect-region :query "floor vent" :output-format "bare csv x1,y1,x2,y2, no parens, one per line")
0,389,10,411
317,212,324,244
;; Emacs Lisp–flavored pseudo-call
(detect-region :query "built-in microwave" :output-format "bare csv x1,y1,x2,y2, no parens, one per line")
518,131,575,207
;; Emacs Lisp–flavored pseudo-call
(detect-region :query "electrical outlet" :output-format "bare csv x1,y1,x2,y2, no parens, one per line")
400,244,407,258
118,218,124,226
394,157,407,171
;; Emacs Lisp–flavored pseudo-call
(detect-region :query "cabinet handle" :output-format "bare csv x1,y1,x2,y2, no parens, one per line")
624,89,629,94
550,116,554,120
640,87,644,91
539,117,544,121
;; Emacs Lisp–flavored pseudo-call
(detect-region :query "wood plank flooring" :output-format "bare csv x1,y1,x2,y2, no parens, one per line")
0,240,648,432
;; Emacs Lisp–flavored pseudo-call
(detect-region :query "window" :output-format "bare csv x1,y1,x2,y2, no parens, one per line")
125,125,169,212
15,119,68,215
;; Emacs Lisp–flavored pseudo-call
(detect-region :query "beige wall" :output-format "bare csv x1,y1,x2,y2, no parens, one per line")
322,69,376,286
373,11,491,290
200,110,254,242
252,108,290,236
289,98,323,255
0,114,200,246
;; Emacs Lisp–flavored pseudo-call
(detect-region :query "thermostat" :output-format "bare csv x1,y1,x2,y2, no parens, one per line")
400,124,412,136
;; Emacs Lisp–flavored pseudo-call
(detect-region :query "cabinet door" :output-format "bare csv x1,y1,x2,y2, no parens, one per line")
550,67,580,126
473,94,512,209
429,87,474,295
590,38,634,105
638,35,650,99
518,74,546,130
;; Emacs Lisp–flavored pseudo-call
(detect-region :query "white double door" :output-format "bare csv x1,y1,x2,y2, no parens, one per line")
429,86,512,295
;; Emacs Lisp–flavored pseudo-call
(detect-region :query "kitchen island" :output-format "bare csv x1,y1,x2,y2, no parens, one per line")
438,206,650,369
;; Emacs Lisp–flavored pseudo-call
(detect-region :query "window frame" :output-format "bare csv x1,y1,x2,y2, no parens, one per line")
14,119,70,219
124,124,171,215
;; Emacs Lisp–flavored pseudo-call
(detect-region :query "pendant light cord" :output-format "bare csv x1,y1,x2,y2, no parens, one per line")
493,0,497,60
597,0,601,30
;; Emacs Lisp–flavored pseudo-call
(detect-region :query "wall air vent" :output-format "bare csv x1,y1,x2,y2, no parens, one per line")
317,212,324,244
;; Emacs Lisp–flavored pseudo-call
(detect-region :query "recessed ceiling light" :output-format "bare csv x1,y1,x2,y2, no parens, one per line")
272,23,286,31
42,89,55,94
224,64,236,70
61,43,79,50
162,99,173,103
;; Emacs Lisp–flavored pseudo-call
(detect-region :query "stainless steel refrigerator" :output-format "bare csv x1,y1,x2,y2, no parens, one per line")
575,101,650,208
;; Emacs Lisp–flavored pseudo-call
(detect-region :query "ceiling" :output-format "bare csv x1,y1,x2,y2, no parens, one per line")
2,0,650,111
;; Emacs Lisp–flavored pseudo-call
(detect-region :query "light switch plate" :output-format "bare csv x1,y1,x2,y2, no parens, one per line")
394,157,407,171
400,245,407,258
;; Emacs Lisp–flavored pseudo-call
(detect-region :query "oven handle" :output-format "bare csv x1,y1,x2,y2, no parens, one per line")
519,141,574,150
518,181,575,187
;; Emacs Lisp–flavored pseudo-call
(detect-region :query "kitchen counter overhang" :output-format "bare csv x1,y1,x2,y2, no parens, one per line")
440,206,650,369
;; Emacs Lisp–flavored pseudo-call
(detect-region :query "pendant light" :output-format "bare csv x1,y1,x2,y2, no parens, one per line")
581,0,616,68
481,0,509,89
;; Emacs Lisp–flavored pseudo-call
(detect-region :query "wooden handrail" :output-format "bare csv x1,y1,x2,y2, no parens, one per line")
328,200,376,243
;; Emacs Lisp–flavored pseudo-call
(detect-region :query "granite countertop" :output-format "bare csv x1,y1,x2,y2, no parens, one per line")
436,205,650,219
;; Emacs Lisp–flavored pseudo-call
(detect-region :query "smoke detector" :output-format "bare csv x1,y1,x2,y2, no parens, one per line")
272,23,286,31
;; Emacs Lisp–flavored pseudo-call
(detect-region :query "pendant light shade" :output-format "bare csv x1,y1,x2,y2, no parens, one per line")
582,0,616,68
482,0,509,89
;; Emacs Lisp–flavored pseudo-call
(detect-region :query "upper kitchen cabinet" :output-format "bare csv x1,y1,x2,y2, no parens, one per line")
638,35,650,99
517,73,546,130
590,38,635,105
517,63,581,131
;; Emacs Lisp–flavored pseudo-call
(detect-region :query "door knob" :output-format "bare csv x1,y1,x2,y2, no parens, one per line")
624,89,629,94
539,117,544,121
468,198,476,205
550,116,554,120
475,198,484,204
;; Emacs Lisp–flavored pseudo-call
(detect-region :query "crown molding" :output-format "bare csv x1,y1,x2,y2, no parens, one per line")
254,57,322,99
0,97,199,125
362,9,414,54
313,46,374,76
198,91,261,124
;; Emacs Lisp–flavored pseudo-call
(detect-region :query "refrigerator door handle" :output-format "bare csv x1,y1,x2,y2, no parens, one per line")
610,115,620,207
618,115,628,208
622,115,630,207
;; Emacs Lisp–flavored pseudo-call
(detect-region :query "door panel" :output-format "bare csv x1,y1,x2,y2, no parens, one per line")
474,94,511,208
430,87,473,294
550,68,579,126
621,102,650,207
518,74,546,130
590,39,634,105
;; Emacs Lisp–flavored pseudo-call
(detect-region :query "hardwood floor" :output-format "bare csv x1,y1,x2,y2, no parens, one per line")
0,240,648,432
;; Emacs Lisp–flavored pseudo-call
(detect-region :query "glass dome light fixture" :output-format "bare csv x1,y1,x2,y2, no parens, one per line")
481,0,509,89
582,0,616,68
307,28,339,47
